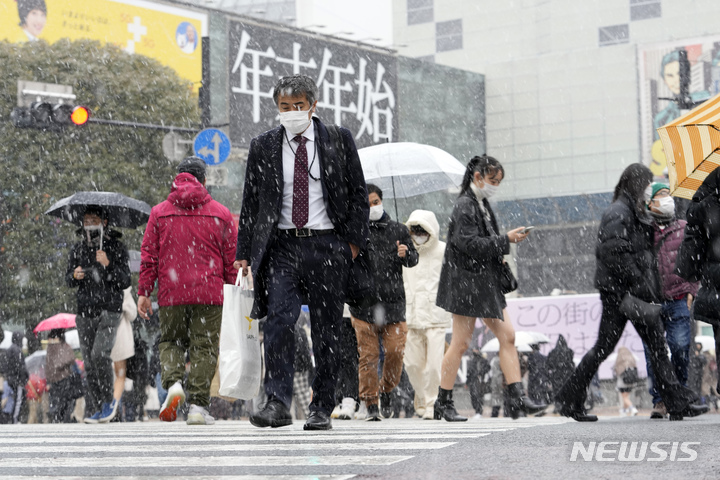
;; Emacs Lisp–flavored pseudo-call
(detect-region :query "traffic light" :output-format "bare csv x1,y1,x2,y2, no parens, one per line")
10,103,91,130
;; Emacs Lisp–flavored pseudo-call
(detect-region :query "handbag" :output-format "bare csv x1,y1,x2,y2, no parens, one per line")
621,366,639,385
500,262,518,294
218,272,262,400
66,365,85,401
619,293,662,326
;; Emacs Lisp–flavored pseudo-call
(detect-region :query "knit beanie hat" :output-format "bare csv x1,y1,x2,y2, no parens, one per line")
644,182,669,202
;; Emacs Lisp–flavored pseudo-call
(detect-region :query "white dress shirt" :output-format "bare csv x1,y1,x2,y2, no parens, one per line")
277,123,334,230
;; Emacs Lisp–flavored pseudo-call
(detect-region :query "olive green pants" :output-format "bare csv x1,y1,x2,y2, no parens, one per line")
159,305,221,408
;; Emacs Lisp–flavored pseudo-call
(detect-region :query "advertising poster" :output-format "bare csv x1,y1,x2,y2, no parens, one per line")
0,0,206,90
638,37,720,176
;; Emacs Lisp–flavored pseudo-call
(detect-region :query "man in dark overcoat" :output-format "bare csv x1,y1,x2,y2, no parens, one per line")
235,74,369,431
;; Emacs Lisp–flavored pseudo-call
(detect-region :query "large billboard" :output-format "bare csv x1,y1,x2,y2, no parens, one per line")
638,37,720,176
0,0,206,90
229,20,398,149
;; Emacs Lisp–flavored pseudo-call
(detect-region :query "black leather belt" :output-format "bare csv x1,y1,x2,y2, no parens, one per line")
278,228,335,238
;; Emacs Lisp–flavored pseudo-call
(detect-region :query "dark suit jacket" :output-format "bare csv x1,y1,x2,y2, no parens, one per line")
236,117,369,318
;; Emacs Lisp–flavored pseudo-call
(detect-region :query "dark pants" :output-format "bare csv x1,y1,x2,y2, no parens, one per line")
335,316,360,403
556,293,696,413
264,233,351,415
643,298,692,405
49,382,76,423
76,310,121,412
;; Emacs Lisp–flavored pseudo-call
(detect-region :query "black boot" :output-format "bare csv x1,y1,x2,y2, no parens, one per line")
508,382,547,419
433,387,467,422
491,406,500,418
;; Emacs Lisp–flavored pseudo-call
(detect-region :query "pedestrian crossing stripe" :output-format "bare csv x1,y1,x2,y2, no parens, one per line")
0,456,414,467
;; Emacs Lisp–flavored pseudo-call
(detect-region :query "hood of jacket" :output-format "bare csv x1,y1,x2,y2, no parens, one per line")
692,167,720,204
406,209,440,253
167,173,212,210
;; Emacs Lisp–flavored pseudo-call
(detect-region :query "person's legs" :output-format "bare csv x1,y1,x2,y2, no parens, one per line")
664,299,692,387
113,360,126,402
425,327,446,412
556,295,627,410
403,328,426,413
336,316,360,403
353,317,381,407
91,310,121,407
303,234,350,416
483,313,520,384
264,239,303,408
75,314,100,413
186,304,222,408
379,321,409,394
159,305,189,390
440,315,474,389
630,313,696,413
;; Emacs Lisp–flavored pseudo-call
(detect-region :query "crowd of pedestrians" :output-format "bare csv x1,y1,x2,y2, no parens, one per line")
2,75,719,427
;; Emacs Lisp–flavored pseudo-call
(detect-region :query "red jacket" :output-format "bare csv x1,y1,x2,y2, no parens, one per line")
139,173,238,306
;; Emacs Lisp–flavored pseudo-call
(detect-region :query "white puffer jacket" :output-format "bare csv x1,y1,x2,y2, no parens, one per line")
403,210,452,329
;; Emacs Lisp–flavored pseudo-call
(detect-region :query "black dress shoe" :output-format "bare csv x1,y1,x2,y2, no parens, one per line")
558,405,598,422
249,400,292,428
304,410,332,430
669,403,710,421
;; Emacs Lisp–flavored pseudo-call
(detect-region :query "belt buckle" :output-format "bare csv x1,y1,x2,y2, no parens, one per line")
295,228,310,238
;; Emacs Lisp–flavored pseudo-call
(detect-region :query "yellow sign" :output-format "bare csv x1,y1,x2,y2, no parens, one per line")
0,0,206,90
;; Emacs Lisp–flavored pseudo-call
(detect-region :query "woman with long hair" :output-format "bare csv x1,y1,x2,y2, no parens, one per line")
434,155,547,421
555,163,706,421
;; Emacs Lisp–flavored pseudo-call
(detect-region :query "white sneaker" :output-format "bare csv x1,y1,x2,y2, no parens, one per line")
330,404,342,419
629,406,638,416
422,405,436,420
619,408,627,417
354,401,368,420
337,397,356,420
187,404,215,425
159,381,185,422
471,413,482,421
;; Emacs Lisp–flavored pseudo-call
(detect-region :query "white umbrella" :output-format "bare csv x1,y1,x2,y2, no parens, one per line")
694,335,716,352
358,142,466,218
480,336,536,353
521,331,550,344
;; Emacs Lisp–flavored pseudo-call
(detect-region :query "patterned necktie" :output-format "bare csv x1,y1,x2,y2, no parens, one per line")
292,135,309,229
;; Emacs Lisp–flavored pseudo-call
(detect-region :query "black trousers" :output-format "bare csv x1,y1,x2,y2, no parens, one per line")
335,316,359,402
556,293,696,413
264,233,352,415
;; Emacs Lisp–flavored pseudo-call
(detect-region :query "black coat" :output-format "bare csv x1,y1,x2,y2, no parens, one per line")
593,192,660,303
436,191,510,318
236,118,369,319
66,229,131,317
676,169,720,325
546,335,575,395
1,342,28,389
350,212,418,323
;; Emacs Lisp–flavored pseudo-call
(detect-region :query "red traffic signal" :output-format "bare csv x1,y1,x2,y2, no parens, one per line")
70,106,90,125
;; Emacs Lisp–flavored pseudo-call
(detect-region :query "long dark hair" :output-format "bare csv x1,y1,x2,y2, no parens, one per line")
613,163,653,207
459,155,504,196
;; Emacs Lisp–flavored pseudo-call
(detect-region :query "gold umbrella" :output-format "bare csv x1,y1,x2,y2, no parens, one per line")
657,92,720,199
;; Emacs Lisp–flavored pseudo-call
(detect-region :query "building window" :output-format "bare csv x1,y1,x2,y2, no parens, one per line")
630,0,661,21
436,19,462,52
408,0,433,25
598,24,629,47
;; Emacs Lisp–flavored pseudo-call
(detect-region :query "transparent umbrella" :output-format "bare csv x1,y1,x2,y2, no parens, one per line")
358,142,466,218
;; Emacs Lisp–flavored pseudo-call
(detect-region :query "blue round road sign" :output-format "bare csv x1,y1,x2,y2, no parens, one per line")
193,129,231,165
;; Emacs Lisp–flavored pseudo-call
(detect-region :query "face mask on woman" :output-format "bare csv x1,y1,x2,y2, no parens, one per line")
653,196,675,217
471,180,499,199
411,234,429,245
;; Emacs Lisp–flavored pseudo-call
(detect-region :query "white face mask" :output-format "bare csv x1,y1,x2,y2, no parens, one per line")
654,196,675,216
411,234,429,245
279,109,312,135
471,180,499,199
369,205,384,221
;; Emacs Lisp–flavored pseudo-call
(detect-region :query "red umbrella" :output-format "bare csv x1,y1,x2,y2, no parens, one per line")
34,313,76,333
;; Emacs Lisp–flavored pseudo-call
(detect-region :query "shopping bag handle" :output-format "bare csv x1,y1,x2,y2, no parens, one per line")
234,270,250,290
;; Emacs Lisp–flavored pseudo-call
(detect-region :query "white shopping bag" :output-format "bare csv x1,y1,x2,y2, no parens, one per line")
218,271,261,399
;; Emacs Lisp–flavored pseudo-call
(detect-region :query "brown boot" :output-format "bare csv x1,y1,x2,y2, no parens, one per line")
650,401,667,419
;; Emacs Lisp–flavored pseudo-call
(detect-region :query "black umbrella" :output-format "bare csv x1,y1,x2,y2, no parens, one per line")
44,191,151,229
